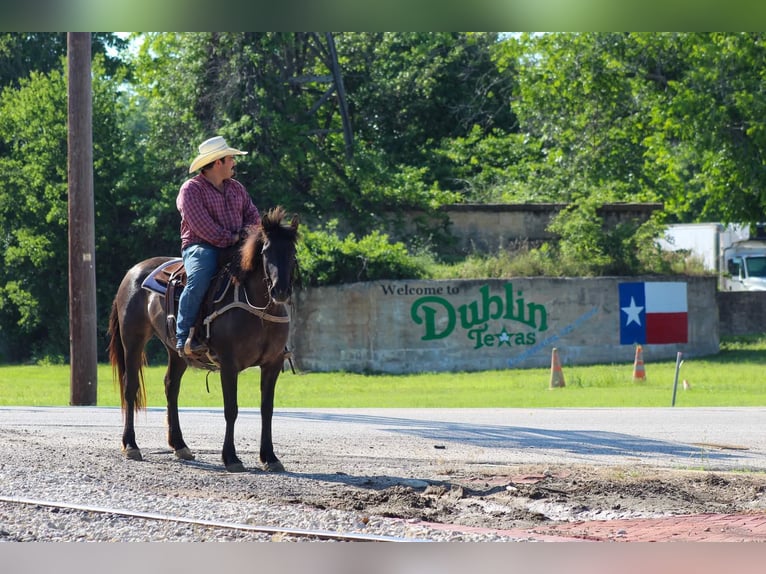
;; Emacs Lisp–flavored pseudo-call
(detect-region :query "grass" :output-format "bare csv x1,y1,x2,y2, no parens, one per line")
1,336,765,408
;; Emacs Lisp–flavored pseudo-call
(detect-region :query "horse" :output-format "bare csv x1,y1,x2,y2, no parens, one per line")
107,206,299,473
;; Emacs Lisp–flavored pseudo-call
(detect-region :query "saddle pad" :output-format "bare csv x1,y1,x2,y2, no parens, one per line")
141,258,183,295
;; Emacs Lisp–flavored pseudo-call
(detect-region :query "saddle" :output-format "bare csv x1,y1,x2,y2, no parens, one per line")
140,258,226,356
141,257,231,370
141,258,185,296
140,259,187,343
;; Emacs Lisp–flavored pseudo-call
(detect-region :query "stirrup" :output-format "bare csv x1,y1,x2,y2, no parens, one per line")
167,315,178,348
183,326,208,356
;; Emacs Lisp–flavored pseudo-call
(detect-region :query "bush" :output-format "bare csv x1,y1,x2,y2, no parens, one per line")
546,195,683,276
296,202,705,285
297,222,428,286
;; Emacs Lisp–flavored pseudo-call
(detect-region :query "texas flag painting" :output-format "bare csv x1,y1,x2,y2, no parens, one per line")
619,282,688,345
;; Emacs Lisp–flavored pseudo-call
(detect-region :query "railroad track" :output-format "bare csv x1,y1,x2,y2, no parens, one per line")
0,495,420,543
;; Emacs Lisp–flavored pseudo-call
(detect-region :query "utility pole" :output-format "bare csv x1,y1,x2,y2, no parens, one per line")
324,32,353,160
297,33,354,159
67,33,98,406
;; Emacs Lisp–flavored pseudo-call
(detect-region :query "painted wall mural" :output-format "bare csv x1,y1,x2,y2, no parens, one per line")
292,277,716,373
619,282,688,345
407,283,547,347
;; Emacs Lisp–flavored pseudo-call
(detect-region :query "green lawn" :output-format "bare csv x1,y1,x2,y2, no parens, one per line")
1,335,765,408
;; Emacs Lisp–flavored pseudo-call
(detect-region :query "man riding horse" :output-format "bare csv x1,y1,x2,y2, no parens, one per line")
175,136,261,357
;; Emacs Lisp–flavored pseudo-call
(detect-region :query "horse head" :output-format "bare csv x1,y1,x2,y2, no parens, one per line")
236,206,299,304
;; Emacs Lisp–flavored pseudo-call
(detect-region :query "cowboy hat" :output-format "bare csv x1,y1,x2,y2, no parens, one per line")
188,136,247,173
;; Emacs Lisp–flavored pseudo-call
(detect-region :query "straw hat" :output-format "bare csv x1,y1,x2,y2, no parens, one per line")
188,136,247,173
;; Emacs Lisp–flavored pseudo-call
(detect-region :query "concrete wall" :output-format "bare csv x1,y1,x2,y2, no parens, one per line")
718,291,766,336
384,203,664,254
290,276,718,374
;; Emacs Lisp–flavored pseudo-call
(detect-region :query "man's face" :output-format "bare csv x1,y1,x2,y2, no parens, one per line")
219,155,236,178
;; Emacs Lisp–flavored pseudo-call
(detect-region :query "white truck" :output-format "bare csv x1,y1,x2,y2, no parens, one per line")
659,222,766,291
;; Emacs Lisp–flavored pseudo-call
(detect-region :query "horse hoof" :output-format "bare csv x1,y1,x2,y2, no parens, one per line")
225,462,247,473
174,447,195,461
123,446,143,461
264,461,285,473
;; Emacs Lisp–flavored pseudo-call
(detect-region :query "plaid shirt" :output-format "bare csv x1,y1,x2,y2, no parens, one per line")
177,174,261,250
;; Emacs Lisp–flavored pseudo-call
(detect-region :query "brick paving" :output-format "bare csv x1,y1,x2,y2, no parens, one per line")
418,512,766,542
529,512,766,542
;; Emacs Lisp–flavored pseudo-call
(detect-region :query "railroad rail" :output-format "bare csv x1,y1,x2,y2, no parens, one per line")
0,495,422,543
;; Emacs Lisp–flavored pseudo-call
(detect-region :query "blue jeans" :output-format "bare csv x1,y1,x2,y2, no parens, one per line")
176,243,219,346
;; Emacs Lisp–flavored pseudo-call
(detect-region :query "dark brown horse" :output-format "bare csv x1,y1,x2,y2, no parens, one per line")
108,206,299,472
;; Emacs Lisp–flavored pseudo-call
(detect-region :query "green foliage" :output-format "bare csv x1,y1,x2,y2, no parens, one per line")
297,222,427,286
0,33,125,91
425,231,698,280
546,194,691,276
5,32,766,364
644,33,766,224
337,33,516,166
432,126,537,202
0,66,69,361
425,243,548,279
0,52,129,362
501,32,766,227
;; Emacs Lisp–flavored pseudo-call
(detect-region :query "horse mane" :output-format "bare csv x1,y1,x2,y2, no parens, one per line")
230,206,298,283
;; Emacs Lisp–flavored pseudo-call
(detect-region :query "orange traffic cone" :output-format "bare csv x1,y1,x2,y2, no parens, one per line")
632,345,646,382
549,347,565,388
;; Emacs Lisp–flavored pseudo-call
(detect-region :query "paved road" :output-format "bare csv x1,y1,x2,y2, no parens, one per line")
1,405,764,472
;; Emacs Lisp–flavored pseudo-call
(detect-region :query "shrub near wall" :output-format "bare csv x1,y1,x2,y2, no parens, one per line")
291,275,718,374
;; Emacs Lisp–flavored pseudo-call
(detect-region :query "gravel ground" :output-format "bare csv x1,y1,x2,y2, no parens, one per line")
0,407,532,542
2,405,766,544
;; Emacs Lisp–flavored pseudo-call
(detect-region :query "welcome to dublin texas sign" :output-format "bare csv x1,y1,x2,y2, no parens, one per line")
384,282,550,350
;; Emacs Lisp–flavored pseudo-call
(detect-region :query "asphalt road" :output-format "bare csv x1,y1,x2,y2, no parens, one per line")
1,405,764,472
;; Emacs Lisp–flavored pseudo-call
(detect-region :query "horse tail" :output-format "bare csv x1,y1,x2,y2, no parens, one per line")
107,301,126,411
108,300,146,413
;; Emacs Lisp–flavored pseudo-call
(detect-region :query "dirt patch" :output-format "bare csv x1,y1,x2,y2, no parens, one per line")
268,463,766,532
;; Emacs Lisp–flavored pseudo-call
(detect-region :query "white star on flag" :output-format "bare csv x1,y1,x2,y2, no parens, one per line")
621,296,644,326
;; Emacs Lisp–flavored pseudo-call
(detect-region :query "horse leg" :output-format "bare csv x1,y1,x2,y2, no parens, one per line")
121,348,145,461
164,352,194,460
259,363,285,472
220,366,245,472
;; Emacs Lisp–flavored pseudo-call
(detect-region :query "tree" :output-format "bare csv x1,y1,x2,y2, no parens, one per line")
644,33,766,224
498,33,666,203
126,33,496,234
0,33,126,89
129,33,351,221
500,33,766,227
335,33,518,197
337,33,515,162
0,54,129,362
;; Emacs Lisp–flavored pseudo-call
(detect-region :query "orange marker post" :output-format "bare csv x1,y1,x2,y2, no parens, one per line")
633,344,646,382
550,347,566,388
